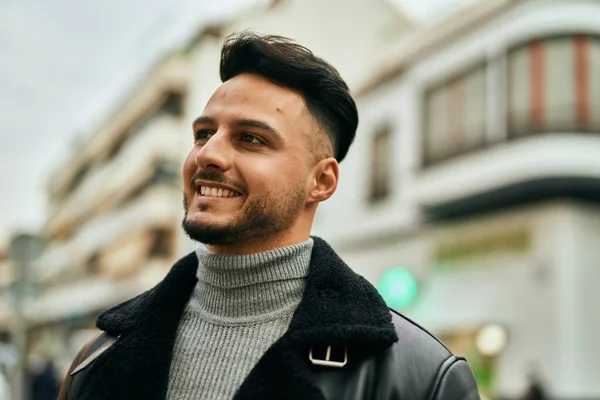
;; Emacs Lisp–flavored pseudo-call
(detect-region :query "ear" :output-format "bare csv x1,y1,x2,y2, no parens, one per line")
307,158,339,203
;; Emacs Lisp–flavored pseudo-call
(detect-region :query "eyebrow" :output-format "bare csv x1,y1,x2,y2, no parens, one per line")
193,116,284,141
192,116,216,127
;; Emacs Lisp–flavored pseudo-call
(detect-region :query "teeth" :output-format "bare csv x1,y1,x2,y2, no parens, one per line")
199,185,239,197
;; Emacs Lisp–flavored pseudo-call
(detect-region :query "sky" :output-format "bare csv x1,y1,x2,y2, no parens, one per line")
0,0,478,242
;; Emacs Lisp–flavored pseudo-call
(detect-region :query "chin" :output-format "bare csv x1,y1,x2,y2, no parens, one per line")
184,214,223,230
182,215,242,245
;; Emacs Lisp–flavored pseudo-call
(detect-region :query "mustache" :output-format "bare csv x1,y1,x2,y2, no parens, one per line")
190,170,247,194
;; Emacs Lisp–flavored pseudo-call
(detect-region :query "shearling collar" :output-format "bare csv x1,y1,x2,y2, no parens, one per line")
82,236,397,400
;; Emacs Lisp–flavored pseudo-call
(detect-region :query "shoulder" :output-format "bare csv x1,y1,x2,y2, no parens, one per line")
389,309,453,363
387,309,472,399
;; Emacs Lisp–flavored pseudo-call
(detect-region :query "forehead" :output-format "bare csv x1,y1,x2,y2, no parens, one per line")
202,74,313,134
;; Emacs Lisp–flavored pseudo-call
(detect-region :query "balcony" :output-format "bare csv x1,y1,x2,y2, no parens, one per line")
46,117,186,239
417,133,600,219
24,260,170,326
418,33,600,219
47,56,190,201
36,186,181,283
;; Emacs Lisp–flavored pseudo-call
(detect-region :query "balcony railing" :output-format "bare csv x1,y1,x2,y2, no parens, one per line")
508,107,600,139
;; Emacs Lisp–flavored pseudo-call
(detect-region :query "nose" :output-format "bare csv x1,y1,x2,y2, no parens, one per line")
194,131,233,171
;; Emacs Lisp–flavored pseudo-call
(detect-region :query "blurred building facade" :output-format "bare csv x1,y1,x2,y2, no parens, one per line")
0,239,17,333
312,0,600,398
29,56,190,373
0,239,18,391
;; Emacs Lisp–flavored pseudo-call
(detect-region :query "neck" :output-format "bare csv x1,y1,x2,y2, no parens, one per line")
190,238,314,322
205,230,311,255
203,209,317,254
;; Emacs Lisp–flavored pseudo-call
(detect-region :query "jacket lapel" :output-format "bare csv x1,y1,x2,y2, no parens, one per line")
76,252,199,400
234,237,398,399
80,237,398,400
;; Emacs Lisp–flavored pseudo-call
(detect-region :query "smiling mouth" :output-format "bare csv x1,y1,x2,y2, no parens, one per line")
197,185,242,198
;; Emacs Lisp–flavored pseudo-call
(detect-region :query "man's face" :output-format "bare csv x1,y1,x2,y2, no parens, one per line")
182,74,318,247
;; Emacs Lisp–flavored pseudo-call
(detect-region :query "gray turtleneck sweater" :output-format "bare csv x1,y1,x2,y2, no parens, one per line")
166,239,313,400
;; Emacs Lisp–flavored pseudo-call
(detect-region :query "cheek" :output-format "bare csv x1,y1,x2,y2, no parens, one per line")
246,157,307,195
279,154,310,184
182,151,197,181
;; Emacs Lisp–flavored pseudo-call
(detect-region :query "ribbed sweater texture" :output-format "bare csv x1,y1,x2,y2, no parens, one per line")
166,239,313,400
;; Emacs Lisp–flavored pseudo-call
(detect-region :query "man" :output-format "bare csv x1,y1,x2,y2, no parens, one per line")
59,31,480,400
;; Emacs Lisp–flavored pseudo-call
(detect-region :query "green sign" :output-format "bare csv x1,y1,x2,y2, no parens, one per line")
377,267,418,310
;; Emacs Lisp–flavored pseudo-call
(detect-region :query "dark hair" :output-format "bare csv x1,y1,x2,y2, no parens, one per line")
219,31,358,162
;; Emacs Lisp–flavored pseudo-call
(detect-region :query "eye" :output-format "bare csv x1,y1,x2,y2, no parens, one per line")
240,133,264,145
194,129,213,143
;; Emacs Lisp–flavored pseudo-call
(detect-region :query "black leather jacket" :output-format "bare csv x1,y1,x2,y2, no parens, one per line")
59,237,480,400
312,310,480,399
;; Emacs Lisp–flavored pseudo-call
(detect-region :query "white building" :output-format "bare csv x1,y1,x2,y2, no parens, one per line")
313,0,600,398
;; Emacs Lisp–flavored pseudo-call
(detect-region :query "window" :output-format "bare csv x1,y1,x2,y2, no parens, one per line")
105,132,129,161
423,63,487,164
149,228,174,258
119,160,180,207
160,91,185,117
369,124,392,203
508,35,600,136
86,252,100,276
67,164,91,193
151,160,180,185
104,91,185,163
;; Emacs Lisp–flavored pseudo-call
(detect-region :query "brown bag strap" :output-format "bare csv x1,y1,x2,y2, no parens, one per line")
58,332,117,400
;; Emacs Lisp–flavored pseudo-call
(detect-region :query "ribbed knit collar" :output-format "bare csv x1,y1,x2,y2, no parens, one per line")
188,239,313,324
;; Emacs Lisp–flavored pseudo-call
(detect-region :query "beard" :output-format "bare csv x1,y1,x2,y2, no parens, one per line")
182,182,306,246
